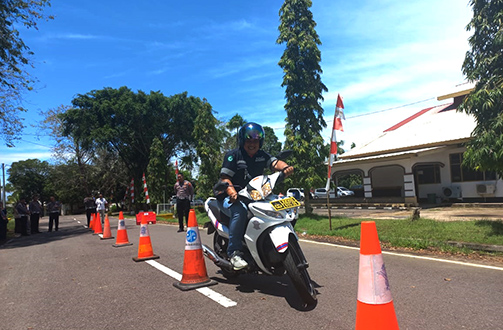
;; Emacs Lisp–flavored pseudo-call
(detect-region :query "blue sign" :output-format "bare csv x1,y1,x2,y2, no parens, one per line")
186,229,197,243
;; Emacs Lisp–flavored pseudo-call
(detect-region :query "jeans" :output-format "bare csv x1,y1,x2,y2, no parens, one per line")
221,196,248,257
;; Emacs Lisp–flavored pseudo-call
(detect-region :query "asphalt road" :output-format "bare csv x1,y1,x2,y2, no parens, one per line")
1,214,502,330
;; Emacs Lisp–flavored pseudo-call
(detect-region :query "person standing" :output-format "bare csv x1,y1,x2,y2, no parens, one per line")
29,195,42,234
173,173,193,232
95,193,107,224
15,198,30,236
84,193,96,228
47,196,61,232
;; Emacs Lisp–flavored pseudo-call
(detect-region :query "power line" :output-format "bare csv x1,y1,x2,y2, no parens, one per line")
270,96,436,131
346,97,436,119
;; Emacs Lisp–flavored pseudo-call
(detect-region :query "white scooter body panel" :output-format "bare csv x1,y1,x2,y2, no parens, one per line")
205,172,299,275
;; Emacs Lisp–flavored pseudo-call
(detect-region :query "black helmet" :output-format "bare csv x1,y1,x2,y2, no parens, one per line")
238,122,265,148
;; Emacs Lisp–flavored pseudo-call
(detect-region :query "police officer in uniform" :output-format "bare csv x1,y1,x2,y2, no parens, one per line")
219,122,293,270
173,173,194,232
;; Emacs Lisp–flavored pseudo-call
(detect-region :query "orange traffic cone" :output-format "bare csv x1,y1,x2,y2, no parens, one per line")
100,214,114,240
93,213,103,235
355,221,399,330
132,213,159,262
113,211,133,247
89,212,95,231
173,209,217,291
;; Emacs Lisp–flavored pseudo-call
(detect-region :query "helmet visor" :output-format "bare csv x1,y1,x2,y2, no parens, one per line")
243,125,264,141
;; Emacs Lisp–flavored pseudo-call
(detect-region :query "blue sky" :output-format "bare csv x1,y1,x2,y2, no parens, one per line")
0,0,473,176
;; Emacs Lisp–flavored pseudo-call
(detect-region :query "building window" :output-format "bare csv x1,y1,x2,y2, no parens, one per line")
416,164,441,184
449,153,497,182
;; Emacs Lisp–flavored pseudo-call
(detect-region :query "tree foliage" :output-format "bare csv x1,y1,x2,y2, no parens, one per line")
37,104,95,194
460,0,503,176
193,99,223,198
7,158,51,202
147,137,174,205
277,0,328,213
60,87,204,199
226,114,245,149
0,0,53,146
263,126,282,157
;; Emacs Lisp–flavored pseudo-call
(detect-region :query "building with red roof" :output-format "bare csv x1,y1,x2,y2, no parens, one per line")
331,84,502,205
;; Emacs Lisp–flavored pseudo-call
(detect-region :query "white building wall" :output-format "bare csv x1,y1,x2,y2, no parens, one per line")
333,145,503,200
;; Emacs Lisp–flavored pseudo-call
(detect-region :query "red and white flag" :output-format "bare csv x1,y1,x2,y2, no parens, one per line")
175,160,179,179
142,172,150,204
130,178,135,204
327,94,345,190
334,94,345,132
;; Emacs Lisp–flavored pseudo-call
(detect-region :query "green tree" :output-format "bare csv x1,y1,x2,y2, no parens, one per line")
147,137,171,205
193,99,224,198
277,0,328,214
7,159,51,202
37,104,94,194
0,0,53,146
47,162,85,212
61,87,203,197
226,114,246,149
460,0,503,176
263,126,282,158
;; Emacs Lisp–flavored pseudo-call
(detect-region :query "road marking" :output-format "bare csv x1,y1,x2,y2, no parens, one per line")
145,260,237,308
300,239,503,271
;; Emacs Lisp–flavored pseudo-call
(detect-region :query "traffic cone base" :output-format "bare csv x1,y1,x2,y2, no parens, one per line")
173,209,217,291
132,214,159,262
355,221,399,330
132,254,159,262
101,215,114,240
113,212,133,247
356,301,399,329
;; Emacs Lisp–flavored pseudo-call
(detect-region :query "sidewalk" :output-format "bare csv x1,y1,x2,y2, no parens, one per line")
308,203,503,222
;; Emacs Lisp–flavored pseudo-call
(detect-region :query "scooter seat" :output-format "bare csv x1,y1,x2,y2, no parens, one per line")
207,199,231,226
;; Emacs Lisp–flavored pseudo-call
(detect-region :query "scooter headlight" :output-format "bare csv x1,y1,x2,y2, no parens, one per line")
249,181,272,201
250,190,262,201
262,210,283,219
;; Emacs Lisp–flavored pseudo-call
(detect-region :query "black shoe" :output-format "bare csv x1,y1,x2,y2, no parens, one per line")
177,228,184,232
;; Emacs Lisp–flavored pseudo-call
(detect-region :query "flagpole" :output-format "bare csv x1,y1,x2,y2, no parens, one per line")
327,93,345,231
327,128,335,231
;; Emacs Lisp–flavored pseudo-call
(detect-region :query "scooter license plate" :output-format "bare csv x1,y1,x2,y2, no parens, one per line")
270,196,301,211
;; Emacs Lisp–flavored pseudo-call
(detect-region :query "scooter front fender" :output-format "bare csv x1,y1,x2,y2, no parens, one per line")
269,223,296,253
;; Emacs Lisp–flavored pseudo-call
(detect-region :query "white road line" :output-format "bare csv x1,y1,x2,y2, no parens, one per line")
300,239,503,271
145,260,237,308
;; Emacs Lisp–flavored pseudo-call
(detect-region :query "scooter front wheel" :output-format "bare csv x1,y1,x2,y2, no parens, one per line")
283,238,317,308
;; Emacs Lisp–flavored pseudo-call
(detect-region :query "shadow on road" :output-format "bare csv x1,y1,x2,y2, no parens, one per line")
0,225,90,250
210,271,321,311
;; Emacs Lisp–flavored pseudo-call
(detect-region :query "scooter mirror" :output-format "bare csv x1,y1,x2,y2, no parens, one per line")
277,150,293,160
213,180,229,192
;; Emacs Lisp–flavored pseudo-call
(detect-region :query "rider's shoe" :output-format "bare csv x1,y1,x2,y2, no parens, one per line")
230,251,248,270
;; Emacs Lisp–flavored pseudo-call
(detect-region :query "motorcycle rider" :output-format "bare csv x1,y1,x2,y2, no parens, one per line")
219,122,294,270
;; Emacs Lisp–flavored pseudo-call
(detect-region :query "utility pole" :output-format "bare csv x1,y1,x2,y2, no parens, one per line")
2,163,6,209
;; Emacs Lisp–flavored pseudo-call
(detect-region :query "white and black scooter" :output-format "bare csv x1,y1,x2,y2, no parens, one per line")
202,153,317,308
